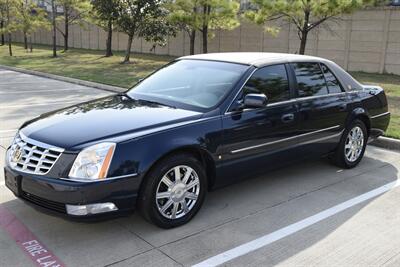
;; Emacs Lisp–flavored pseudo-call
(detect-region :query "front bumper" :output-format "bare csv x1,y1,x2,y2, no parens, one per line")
4,166,141,218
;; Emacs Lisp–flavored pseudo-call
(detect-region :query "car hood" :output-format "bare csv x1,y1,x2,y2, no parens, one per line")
21,95,203,150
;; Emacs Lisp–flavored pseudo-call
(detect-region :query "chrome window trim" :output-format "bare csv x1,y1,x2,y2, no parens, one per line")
230,125,341,154
319,62,346,94
262,99,297,107
371,111,390,119
295,90,361,102
223,91,355,116
295,92,346,101
294,90,358,102
224,99,297,116
224,68,258,114
224,77,360,116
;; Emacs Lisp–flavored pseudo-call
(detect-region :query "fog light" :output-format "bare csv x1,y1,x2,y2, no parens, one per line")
66,203,118,216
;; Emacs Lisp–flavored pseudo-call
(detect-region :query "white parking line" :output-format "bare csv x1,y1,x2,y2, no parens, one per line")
0,181,5,186
193,179,400,267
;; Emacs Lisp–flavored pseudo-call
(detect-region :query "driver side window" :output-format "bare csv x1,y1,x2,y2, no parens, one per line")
243,64,290,103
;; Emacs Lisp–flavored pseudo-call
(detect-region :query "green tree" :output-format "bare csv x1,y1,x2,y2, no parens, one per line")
168,0,240,54
91,0,119,57
0,0,6,45
114,0,176,64
14,0,48,52
199,0,240,53
0,0,17,56
56,0,91,51
246,0,373,55
167,0,200,55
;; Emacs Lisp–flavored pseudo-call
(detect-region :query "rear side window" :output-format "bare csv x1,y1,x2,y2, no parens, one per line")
243,64,290,103
320,63,343,94
292,63,328,97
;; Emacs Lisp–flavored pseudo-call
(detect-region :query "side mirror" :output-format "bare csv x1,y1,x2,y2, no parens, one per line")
242,93,268,109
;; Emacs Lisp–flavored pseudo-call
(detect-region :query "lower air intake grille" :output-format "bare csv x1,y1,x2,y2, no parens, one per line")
21,191,67,213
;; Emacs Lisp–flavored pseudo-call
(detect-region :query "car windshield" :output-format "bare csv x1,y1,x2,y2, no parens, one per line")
127,60,249,109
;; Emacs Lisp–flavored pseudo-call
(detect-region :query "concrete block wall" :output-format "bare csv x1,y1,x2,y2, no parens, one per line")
386,10,400,74
9,7,400,75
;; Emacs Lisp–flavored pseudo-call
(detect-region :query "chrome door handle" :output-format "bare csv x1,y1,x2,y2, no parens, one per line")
338,104,347,111
281,113,295,123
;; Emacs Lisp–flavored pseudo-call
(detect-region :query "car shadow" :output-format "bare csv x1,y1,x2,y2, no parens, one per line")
1,150,398,266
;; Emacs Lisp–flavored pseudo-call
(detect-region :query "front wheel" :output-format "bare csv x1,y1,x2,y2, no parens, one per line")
332,119,368,168
138,154,207,228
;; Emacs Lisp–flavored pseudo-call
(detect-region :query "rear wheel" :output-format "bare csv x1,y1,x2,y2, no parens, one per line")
332,119,368,168
138,154,207,228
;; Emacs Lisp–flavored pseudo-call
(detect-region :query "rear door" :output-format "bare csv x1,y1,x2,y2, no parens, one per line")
290,62,349,153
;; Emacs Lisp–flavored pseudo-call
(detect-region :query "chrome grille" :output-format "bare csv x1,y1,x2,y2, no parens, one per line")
7,132,64,175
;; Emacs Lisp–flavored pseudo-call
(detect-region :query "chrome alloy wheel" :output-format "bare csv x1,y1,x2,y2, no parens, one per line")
345,126,364,162
155,165,200,219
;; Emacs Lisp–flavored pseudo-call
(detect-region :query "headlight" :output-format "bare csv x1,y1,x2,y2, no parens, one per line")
68,142,116,181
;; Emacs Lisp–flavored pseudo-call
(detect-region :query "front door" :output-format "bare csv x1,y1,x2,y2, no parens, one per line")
219,64,300,186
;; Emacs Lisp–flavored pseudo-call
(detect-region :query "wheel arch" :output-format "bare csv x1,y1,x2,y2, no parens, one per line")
347,107,371,134
139,145,217,193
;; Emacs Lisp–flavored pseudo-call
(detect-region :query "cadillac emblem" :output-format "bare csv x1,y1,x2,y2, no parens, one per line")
12,146,23,163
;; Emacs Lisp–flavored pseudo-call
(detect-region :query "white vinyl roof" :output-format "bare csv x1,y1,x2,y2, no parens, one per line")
179,52,326,67
178,52,363,91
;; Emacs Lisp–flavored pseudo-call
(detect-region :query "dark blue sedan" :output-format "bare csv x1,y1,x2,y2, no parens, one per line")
4,53,390,228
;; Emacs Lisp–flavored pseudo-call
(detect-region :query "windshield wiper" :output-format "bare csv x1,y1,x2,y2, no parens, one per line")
123,94,177,109
141,99,176,109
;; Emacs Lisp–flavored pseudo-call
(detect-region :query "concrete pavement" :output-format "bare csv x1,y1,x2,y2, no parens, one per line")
1,69,400,267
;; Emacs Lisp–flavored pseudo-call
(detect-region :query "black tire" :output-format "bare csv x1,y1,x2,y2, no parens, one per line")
137,153,207,228
332,119,368,169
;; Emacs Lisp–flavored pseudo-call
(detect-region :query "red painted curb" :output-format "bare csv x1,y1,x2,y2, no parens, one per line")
0,205,66,267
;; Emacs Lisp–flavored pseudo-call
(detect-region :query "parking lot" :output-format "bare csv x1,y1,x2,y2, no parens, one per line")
1,68,400,267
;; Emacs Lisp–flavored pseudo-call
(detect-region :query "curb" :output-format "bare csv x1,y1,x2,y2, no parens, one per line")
0,65,126,93
371,136,400,151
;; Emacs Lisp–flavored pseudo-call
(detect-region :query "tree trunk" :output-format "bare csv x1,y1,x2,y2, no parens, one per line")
1,21,5,46
8,33,12,56
64,8,69,51
51,0,57,57
105,19,113,57
202,26,207,53
189,29,196,55
24,32,28,50
29,35,33,52
123,34,133,63
299,32,308,55
189,6,197,55
298,9,310,55
6,5,11,56
202,4,211,54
